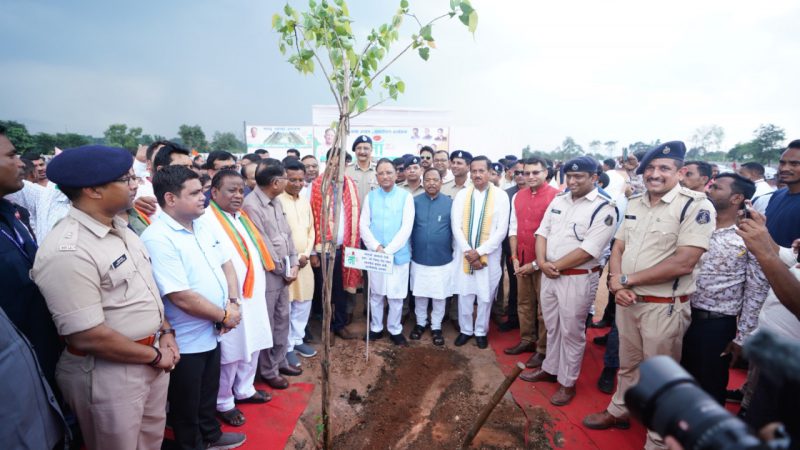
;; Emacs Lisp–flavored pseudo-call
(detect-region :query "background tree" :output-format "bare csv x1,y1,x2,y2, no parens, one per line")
752,123,785,165
0,120,35,153
210,131,246,153
559,136,584,159
690,125,725,157
103,124,143,151
588,139,602,156
604,140,618,157
273,1,476,447
178,124,209,151
33,132,92,153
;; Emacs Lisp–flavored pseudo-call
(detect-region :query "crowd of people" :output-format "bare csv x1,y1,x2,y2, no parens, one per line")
2,123,799,450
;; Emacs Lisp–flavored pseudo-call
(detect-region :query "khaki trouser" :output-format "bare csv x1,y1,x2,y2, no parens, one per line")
540,272,597,387
57,351,169,450
516,271,546,354
607,299,691,450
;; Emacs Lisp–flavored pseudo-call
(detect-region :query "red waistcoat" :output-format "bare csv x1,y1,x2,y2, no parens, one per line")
514,184,559,264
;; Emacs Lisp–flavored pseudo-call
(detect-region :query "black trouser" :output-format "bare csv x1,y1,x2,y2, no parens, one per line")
311,263,323,317
328,249,349,331
680,309,737,405
168,344,222,450
505,253,518,320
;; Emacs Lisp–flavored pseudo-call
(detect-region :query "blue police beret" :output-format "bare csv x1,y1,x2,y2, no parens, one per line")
504,154,518,161
563,156,598,174
47,145,133,189
636,141,686,175
491,162,504,173
404,155,421,166
450,150,473,162
352,135,372,151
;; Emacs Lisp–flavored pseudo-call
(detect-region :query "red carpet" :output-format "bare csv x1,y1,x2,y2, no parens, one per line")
488,322,747,449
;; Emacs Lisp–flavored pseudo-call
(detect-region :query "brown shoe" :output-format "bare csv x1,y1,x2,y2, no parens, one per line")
550,384,576,406
334,327,358,340
264,376,289,390
503,341,536,355
519,369,557,383
525,352,546,368
582,410,630,430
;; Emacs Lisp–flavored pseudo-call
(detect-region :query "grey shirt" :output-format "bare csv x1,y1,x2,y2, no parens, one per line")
242,188,299,288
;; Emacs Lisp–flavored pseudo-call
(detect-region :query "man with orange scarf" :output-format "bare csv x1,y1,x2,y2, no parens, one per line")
199,169,274,427
309,149,362,340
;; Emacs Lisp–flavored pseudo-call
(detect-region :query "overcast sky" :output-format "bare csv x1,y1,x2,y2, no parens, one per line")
2,0,799,155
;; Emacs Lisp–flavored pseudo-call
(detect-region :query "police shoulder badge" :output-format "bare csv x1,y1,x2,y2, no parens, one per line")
604,214,613,226
695,209,711,224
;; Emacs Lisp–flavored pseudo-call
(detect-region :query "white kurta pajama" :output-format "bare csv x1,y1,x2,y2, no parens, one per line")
360,191,415,335
199,208,273,412
451,185,510,336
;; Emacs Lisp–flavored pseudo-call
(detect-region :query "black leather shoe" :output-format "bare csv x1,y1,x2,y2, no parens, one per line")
409,325,425,340
390,333,409,346
497,319,520,332
588,319,611,329
592,333,608,346
597,367,617,394
279,365,303,376
475,336,488,349
454,333,472,346
365,330,384,341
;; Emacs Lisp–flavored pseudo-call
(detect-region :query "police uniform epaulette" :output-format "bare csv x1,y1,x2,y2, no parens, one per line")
628,192,644,199
597,191,614,202
56,219,80,252
556,191,569,196
678,186,707,199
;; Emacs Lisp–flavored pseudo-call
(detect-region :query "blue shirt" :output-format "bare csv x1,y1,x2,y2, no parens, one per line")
141,212,230,354
411,193,453,266
765,188,800,247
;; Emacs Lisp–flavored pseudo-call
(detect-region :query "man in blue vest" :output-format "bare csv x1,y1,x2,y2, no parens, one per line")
409,168,453,346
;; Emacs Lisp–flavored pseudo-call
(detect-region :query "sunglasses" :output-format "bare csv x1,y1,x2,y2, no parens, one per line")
420,155,432,160
522,170,545,176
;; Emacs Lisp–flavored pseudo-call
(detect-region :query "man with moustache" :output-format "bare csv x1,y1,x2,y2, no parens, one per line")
402,155,425,197
419,145,434,170
441,150,472,199
765,140,800,247
345,135,378,207
199,169,274,427
680,160,712,193
451,156,510,349
583,142,715,450
433,149,452,183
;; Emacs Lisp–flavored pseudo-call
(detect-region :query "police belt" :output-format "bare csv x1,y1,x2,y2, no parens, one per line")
560,266,602,276
65,335,157,357
636,295,689,304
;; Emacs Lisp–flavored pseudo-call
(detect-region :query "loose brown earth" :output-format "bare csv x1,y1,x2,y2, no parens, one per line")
284,290,559,450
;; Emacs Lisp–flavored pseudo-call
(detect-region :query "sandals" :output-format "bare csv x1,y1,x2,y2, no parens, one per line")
409,324,425,340
432,330,445,346
235,390,271,404
217,408,246,427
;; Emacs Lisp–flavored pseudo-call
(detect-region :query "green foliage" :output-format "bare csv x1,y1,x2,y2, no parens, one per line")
272,0,477,117
210,131,246,153
690,125,724,156
178,124,209,151
33,132,92,154
0,120,36,153
726,124,785,165
104,123,143,151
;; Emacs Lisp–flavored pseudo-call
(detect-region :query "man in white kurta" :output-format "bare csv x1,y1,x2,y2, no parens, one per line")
279,160,316,367
451,156,510,349
199,171,273,422
359,159,415,346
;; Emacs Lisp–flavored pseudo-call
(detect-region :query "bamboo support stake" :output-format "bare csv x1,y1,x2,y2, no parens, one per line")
460,361,526,449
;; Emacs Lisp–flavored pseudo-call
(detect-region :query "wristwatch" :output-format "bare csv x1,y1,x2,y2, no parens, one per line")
620,274,629,287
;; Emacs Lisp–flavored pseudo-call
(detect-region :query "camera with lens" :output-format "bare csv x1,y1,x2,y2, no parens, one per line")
625,330,797,450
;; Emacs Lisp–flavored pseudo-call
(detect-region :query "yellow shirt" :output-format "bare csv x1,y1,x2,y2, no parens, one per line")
278,193,315,301
615,184,715,297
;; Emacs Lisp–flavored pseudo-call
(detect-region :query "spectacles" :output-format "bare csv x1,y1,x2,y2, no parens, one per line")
523,170,545,176
396,167,405,172
115,176,139,186
420,155,432,160
514,170,524,176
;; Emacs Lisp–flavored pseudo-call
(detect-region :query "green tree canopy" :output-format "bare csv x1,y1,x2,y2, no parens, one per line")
210,131,246,153
33,132,92,154
178,125,209,151
0,120,35,153
104,124,143,151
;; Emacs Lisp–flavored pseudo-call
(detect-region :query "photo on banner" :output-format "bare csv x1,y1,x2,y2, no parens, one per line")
312,126,450,161
244,125,314,154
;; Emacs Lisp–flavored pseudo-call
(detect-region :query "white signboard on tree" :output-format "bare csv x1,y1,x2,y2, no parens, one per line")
343,247,393,274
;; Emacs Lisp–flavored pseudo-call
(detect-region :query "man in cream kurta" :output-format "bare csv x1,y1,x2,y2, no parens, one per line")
279,160,317,365
360,159,415,346
451,156,510,349
198,170,272,422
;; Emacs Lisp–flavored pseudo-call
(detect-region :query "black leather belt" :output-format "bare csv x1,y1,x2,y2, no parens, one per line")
691,307,735,320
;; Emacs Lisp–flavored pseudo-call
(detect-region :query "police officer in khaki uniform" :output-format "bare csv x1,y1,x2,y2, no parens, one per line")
583,141,715,450
440,150,472,199
521,157,617,407
345,135,378,207
32,146,179,450
401,155,425,197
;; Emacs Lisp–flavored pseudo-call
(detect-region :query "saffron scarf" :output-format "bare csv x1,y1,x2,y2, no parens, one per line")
132,206,151,225
311,175,363,293
210,201,275,298
461,185,495,274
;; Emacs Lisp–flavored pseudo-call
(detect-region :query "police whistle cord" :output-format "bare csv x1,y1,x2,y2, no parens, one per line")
461,361,526,449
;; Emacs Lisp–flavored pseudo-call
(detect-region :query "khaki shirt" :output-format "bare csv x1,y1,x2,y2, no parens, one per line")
536,189,617,269
32,207,164,339
345,163,378,207
441,178,471,199
401,181,425,197
615,184,715,297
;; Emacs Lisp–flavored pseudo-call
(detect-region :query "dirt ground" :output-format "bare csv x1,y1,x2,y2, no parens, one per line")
285,272,610,450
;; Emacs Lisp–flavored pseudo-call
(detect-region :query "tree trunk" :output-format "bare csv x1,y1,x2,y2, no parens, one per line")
320,59,351,450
